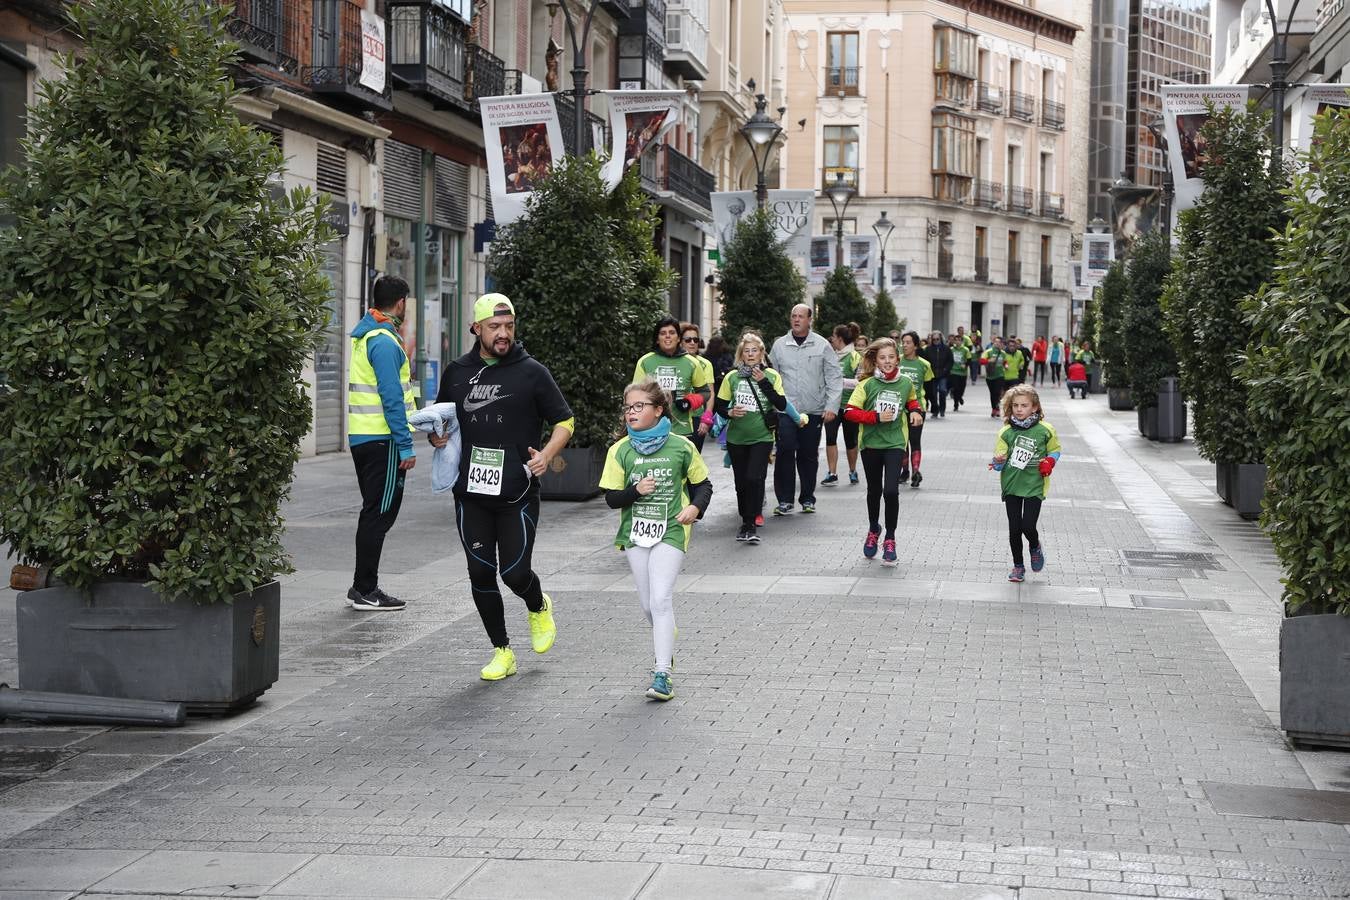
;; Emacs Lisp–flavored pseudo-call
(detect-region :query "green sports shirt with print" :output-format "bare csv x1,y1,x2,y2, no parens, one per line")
896,356,934,405
950,345,970,375
994,420,1062,499
1001,348,1025,380
716,368,784,445
599,434,710,552
632,352,711,435
847,375,917,450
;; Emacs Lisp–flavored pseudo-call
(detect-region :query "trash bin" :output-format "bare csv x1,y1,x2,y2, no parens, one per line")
1087,362,1106,394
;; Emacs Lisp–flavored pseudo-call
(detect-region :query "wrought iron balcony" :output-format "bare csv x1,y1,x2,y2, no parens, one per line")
1039,191,1065,219
306,0,393,111
504,69,526,96
1041,99,1065,130
826,66,859,96
973,179,1002,209
388,2,466,111
555,93,608,156
938,250,954,280
225,0,282,64
1008,186,1034,214
1040,265,1054,290
639,144,714,214
976,81,1003,114
466,43,505,107
1007,260,1022,285
599,0,631,17
975,256,990,282
1008,89,1036,122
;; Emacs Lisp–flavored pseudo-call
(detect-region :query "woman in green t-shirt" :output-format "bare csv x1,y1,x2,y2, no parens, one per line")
713,331,787,545
989,384,1062,583
600,379,713,701
823,323,863,486
897,332,935,487
844,338,924,565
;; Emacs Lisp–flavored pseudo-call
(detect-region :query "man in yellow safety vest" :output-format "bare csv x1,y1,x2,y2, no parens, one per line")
347,275,416,612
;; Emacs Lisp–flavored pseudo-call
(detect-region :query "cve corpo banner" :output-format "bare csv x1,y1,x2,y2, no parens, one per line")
711,190,813,261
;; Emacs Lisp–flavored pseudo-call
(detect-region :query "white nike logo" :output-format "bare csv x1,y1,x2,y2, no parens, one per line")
462,384,512,412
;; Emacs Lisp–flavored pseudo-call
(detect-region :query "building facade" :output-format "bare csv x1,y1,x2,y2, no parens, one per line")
782,0,1085,343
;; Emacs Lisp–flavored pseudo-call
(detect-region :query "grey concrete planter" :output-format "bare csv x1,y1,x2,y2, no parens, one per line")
1216,462,1234,506
1087,362,1107,394
1138,405,1159,440
16,580,280,714
538,446,604,501
1281,612,1350,749
1155,377,1187,443
1232,463,1267,521
1107,386,1134,411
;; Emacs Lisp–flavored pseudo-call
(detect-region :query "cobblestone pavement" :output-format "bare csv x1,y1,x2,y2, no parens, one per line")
2,381,1349,899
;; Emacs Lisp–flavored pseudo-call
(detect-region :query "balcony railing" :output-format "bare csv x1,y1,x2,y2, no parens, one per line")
661,144,715,212
1008,89,1036,122
1007,260,1022,285
1041,99,1065,129
1039,191,1065,219
1008,185,1034,213
938,250,954,280
826,66,859,96
974,256,990,282
307,0,393,111
973,179,1002,209
504,69,526,96
556,94,608,156
225,0,282,64
1040,265,1054,290
976,81,1003,114
664,5,710,80
388,3,466,110
466,44,505,106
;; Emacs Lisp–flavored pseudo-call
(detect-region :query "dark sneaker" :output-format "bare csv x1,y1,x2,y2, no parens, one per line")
1030,546,1046,573
881,538,898,566
820,473,839,486
863,527,881,559
1008,566,1026,583
773,503,793,516
848,471,859,485
735,525,749,543
744,524,761,544
350,589,406,611
910,471,923,488
898,469,910,484
800,501,816,514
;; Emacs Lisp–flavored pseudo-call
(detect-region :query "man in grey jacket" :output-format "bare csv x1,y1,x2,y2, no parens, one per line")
769,304,843,515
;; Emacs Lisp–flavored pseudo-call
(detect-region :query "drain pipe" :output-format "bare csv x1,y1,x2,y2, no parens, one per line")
0,685,186,727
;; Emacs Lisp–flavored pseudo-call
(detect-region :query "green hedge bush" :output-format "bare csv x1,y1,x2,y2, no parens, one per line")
815,265,870,336
1122,230,1176,409
870,288,902,338
0,0,331,602
1096,260,1129,389
719,210,806,342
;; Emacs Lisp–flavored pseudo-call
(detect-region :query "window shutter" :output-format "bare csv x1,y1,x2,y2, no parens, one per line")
383,140,423,221
433,156,469,230
316,142,347,196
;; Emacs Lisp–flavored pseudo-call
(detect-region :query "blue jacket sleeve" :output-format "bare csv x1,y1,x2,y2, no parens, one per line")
367,333,414,459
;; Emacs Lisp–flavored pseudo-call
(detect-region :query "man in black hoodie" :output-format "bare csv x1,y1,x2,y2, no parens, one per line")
921,331,954,418
430,293,574,682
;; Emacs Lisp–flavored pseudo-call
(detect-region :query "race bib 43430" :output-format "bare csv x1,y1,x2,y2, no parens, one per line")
629,501,668,548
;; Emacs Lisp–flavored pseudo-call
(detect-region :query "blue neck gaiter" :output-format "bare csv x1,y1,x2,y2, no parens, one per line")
628,416,672,455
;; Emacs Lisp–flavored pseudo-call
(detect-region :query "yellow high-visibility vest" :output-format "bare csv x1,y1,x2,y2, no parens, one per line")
348,330,415,436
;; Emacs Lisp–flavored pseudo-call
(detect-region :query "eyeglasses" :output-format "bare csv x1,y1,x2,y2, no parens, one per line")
681,336,700,344
622,401,657,414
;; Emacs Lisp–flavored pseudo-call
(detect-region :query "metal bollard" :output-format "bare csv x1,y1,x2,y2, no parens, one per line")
0,684,186,727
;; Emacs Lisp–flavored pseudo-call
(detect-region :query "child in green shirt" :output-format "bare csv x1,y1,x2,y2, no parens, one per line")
989,384,1062,583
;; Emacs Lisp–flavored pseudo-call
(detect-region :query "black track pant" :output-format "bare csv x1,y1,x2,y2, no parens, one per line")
861,447,904,535
728,441,772,527
455,495,545,648
352,438,405,595
1034,361,1047,384
949,376,966,408
987,377,1005,411
1050,362,1062,384
1004,495,1043,566
904,422,923,474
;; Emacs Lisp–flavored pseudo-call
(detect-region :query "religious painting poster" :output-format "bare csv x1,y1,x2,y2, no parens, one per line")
1296,84,1350,151
1082,233,1114,287
1160,85,1248,219
479,94,565,226
711,190,813,260
888,261,912,296
808,236,833,283
600,90,683,190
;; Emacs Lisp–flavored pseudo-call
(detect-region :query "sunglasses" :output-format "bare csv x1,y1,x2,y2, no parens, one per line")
681,336,700,344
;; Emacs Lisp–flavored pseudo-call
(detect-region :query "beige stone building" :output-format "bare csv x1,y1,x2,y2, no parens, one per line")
781,0,1088,342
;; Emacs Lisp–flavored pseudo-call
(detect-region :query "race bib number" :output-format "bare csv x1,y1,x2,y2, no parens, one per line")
655,367,680,392
629,501,668,548
734,382,756,411
1009,437,1037,470
467,446,505,495
875,391,901,420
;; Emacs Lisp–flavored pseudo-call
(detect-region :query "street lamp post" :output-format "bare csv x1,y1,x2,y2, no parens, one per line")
825,171,856,268
871,211,894,291
545,0,604,155
1144,118,1176,238
1263,0,1305,174
739,93,784,210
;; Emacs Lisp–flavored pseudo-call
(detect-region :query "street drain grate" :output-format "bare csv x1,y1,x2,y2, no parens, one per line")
1121,550,1223,570
1131,594,1230,612
1203,782,1350,825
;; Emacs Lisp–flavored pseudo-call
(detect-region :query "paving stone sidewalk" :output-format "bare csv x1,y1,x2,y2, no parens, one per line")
2,381,1348,900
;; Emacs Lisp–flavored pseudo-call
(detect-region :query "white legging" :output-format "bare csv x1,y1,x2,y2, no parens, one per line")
625,542,683,675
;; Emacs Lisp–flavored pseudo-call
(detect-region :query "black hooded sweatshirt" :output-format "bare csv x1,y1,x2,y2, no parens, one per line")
435,342,573,501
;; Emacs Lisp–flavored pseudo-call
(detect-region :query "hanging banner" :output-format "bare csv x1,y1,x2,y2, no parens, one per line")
600,90,683,190
1069,260,1092,303
479,94,565,227
846,235,877,283
887,260,912,296
1082,233,1114,287
359,9,386,94
807,236,834,283
1296,84,1350,151
711,190,813,260
1160,84,1248,219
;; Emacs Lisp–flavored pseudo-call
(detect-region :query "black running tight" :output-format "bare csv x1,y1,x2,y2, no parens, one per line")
861,447,904,535
906,422,923,473
455,496,546,648
1004,495,1043,566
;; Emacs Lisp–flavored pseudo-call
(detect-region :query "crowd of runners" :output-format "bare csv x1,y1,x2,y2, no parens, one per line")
345,280,1076,702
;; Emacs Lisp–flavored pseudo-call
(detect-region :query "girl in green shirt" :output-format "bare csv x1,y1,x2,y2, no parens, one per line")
989,385,1062,583
713,331,787,544
600,379,713,701
898,332,934,487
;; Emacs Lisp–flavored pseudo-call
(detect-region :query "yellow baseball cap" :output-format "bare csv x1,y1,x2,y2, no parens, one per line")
473,293,515,322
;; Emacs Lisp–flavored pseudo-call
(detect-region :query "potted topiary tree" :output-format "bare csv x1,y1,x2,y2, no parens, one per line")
1163,106,1283,516
1095,261,1133,411
719,209,807,341
0,0,332,710
487,155,672,500
1241,104,1350,748
870,287,903,339
1122,231,1181,441
815,265,871,336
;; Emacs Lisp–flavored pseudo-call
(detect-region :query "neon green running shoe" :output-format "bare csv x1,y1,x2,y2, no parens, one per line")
529,594,556,654
480,646,517,681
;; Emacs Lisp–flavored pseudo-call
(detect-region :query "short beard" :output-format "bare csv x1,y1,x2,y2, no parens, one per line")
479,334,511,358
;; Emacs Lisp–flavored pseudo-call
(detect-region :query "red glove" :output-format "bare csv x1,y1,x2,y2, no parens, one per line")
684,393,705,412
1038,457,1056,477
844,405,878,425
